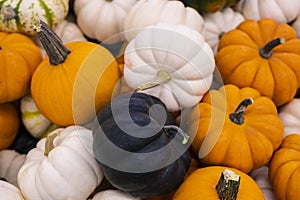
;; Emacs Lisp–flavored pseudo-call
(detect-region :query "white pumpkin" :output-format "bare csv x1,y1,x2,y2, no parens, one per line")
17,126,103,200
74,0,137,43
92,190,141,200
123,0,205,41
292,14,300,38
0,150,25,186
123,23,215,112
203,7,245,55
235,0,300,24
278,98,300,138
20,93,58,139
249,166,278,200
0,180,25,200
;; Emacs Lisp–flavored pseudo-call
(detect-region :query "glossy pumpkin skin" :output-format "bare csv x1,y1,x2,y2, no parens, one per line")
215,18,300,107
173,166,264,200
180,0,240,13
93,93,191,198
0,103,20,150
188,84,283,173
269,134,300,200
31,41,121,126
0,32,42,103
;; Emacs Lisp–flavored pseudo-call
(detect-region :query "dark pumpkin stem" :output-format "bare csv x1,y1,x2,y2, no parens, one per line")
229,98,253,125
259,38,285,59
35,20,71,65
44,130,60,156
216,169,241,200
163,125,190,144
138,70,172,91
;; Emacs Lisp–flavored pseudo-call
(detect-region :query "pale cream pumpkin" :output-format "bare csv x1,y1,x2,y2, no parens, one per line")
0,180,25,200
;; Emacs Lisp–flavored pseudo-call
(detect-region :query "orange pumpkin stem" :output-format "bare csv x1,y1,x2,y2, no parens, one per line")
44,130,60,156
35,20,71,66
259,38,285,59
229,98,253,125
216,169,240,200
162,125,190,144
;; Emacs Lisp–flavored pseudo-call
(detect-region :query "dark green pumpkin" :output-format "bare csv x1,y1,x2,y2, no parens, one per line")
180,0,240,13
92,93,191,198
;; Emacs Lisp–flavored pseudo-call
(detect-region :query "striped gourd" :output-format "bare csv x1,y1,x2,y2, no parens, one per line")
0,0,69,35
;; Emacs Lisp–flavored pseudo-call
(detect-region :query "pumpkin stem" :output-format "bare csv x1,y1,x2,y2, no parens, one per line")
137,70,172,91
216,169,241,200
163,125,190,144
35,20,71,66
218,31,225,40
44,130,60,156
0,6,17,20
259,38,285,59
229,98,253,125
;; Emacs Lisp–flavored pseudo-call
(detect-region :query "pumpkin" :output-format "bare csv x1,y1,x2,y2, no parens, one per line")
203,7,245,55
18,125,103,200
0,31,42,103
172,166,264,200
0,0,69,35
93,92,191,198
0,150,25,186
123,0,205,41
20,93,58,139
278,98,300,138
74,0,137,43
215,18,300,107
249,166,277,200
180,0,240,13
30,20,121,126
124,23,215,112
292,14,300,38
269,134,300,200
188,84,283,173
235,0,300,24
0,103,20,150
91,190,141,200
0,180,25,200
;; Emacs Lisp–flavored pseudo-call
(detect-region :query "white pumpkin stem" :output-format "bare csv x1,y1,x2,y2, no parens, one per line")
216,169,240,200
259,38,285,59
229,98,253,125
137,70,172,91
163,125,190,144
35,20,71,65
44,130,60,156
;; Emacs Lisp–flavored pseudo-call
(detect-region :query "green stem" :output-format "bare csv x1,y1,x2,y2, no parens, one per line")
259,38,285,59
163,125,190,144
44,130,60,156
216,169,241,200
138,70,172,91
229,98,253,125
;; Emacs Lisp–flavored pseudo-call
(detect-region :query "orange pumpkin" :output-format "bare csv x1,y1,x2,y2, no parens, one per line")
269,134,300,200
188,84,283,173
215,18,300,107
172,166,264,200
31,21,121,126
0,32,42,103
0,103,20,150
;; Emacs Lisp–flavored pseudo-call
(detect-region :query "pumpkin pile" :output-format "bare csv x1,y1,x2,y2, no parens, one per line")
1,0,300,199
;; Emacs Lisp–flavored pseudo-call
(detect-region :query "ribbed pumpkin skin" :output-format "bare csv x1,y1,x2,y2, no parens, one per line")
269,134,300,200
189,84,283,173
215,18,300,107
0,32,42,103
172,166,264,200
31,41,121,126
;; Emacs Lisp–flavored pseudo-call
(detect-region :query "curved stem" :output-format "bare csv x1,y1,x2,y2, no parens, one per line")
35,20,70,66
216,169,241,200
229,98,253,125
259,38,285,59
163,125,190,144
0,6,17,20
138,70,172,91
44,130,60,156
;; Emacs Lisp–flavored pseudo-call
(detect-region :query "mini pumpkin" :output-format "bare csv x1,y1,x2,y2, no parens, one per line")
123,0,205,41
215,18,300,107
269,134,300,200
0,31,42,103
188,84,283,173
18,125,103,200
30,20,121,126
124,23,215,112
93,92,191,198
0,180,25,200
172,166,264,200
